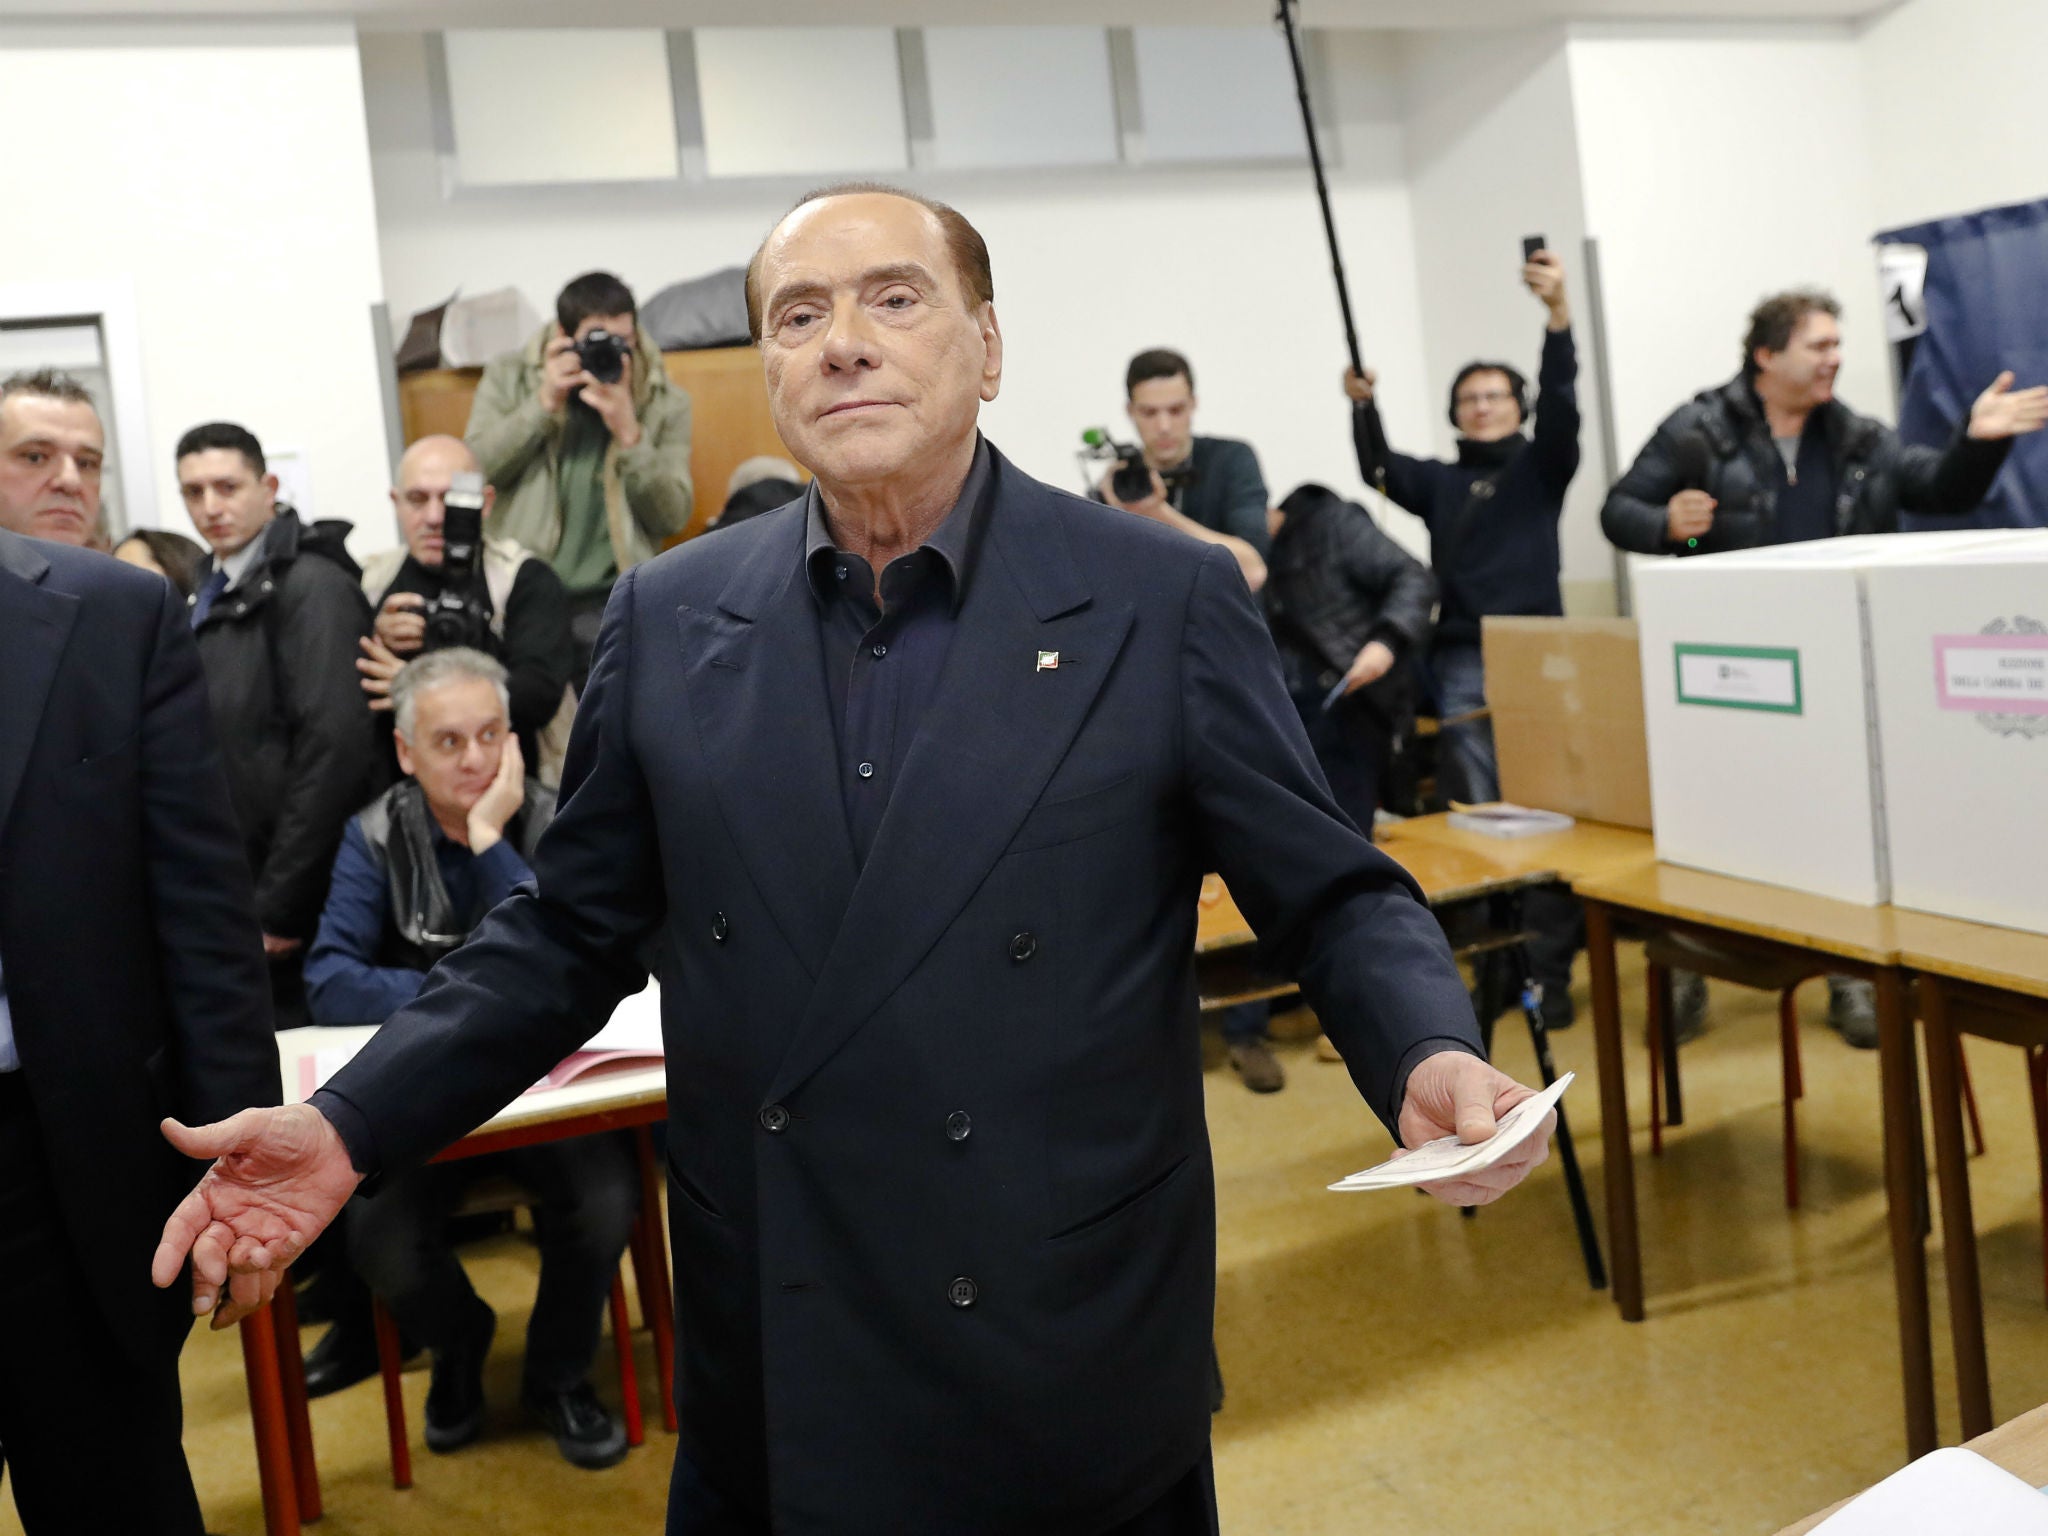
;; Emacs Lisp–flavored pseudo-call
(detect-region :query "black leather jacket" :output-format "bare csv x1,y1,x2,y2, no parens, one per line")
1602,374,2011,555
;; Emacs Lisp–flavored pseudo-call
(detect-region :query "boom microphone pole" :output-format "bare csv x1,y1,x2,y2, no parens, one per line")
1275,0,1389,488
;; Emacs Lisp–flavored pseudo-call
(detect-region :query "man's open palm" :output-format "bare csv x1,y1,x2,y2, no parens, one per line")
152,1105,362,1329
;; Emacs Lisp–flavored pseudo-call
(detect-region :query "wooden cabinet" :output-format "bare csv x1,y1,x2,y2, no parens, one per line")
396,344,803,543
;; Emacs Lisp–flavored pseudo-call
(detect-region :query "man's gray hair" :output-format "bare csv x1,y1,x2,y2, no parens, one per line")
0,368,97,414
390,646,510,739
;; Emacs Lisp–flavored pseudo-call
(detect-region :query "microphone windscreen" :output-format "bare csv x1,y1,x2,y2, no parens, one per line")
1669,430,1714,489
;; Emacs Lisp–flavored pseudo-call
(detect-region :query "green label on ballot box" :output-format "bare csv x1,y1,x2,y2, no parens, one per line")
1673,643,1803,715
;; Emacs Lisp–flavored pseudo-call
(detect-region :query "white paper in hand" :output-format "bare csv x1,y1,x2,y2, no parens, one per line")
1328,1072,1572,1192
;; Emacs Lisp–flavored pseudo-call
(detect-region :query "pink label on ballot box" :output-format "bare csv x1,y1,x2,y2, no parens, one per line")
1934,633,2048,715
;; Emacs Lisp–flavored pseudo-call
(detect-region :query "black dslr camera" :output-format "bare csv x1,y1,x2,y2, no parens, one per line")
422,471,493,652
1082,427,1194,504
575,327,629,385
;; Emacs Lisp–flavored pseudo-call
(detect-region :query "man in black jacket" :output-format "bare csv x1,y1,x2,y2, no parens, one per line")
158,184,1555,1536
1343,249,1578,809
1602,290,2048,1045
180,421,378,1029
1602,288,2048,556
355,435,577,785
0,528,280,1533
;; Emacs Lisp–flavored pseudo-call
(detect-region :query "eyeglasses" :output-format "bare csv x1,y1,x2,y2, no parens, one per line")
1456,390,1517,408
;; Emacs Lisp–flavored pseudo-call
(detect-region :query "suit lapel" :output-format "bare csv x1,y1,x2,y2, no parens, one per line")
769,466,1133,1099
676,520,857,981
0,536,77,842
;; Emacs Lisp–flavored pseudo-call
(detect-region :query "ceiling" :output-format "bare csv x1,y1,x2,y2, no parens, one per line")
0,0,1901,27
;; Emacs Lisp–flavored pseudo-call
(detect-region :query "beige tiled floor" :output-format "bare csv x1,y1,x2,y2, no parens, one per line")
18,946,2048,1534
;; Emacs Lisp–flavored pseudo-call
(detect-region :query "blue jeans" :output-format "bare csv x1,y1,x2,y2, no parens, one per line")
1428,641,1499,806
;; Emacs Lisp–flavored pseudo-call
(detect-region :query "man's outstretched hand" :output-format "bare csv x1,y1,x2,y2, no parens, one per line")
1396,1050,1555,1208
152,1105,363,1329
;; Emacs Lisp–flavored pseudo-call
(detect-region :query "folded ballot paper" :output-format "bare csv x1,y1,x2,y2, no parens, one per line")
1329,1073,1572,1192
1810,1447,2048,1532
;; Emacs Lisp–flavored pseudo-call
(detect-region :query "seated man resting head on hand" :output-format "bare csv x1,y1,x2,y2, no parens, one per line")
304,647,638,1470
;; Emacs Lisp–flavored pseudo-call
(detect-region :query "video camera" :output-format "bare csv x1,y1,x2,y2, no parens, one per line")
422,471,494,652
1079,427,1196,504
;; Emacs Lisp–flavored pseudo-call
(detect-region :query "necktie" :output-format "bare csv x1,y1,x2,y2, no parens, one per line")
190,566,229,629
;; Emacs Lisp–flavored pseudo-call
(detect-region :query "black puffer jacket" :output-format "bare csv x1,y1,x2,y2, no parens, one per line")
191,509,377,939
1602,374,2011,555
1263,483,1437,723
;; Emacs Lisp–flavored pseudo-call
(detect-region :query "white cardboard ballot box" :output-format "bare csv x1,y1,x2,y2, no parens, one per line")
1865,531,2048,934
1631,532,2018,906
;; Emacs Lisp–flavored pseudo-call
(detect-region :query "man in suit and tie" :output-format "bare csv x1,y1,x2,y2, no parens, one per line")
157,184,1555,1535
0,508,280,1529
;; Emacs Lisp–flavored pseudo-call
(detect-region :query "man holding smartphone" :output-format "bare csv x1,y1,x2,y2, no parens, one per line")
1342,241,1583,1027
465,271,695,686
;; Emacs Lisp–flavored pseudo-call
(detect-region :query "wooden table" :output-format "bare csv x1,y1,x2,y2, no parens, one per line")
241,1030,672,1536
1379,812,1656,888
1570,863,1937,1458
1903,911,2048,1442
1771,1397,2048,1535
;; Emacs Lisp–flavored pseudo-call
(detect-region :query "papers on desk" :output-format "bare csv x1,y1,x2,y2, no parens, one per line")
1328,1073,1572,1192
1445,801,1577,838
1811,1448,2048,1532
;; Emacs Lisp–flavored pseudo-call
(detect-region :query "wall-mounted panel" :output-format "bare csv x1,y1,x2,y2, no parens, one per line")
923,27,1118,170
1132,26,1301,163
444,29,680,187
696,28,907,179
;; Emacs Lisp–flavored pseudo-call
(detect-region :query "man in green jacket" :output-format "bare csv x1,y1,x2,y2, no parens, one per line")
465,271,693,682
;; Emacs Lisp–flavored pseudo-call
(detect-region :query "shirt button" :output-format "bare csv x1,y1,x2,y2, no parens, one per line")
945,1111,972,1143
712,912,729,943
857,762,875,780
872,643,888,658
947,1276,979,1309
1009,932,1037,963
759,1104,790,1134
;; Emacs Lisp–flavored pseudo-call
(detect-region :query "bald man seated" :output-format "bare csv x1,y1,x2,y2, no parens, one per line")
358,436,578,784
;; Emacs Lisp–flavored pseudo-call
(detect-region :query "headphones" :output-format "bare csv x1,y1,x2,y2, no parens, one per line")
1447,362,1531,431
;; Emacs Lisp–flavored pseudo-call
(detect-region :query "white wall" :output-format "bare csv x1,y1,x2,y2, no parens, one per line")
1397,25,1613,605
0,23,393,553
361,28,1431,525
1858,0,2048,232
1567,25,1890,473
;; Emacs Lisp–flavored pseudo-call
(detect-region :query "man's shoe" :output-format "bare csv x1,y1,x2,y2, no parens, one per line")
1227,1039,1286,1093
423,1302,495,1454
1537,988,1575,1031
301,1323,380,1400
1671,968,1709,1045
524,1380,630,1470
1826,976,1880,1050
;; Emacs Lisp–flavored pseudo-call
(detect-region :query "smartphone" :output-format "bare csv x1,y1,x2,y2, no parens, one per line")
1522,234,1548,264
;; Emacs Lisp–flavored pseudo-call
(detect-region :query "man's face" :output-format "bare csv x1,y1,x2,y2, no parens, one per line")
0,393,104,544
1454,369,1522,443
1755,312,1841,410
178,448,277,560
1127,375,1196,469
392,442,494,569
756,193,1002,494
394,676,508,824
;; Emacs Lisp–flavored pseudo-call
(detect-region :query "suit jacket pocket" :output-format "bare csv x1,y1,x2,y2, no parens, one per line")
1046,1154,1191,1243
1008,772,1146,854
666,1149,727,1223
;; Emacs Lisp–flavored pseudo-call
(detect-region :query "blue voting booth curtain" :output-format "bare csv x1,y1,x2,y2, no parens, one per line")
1879,198,2048,530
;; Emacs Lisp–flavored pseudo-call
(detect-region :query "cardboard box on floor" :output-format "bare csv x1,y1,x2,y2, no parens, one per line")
1866,531,2048,935
1483,617,1653,830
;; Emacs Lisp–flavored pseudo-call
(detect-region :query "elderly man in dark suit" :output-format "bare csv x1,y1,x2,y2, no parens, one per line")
0,524,280,1532
157,184,1555,1535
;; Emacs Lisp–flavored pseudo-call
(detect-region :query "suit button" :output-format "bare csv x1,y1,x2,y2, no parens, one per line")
947,1276,978,1309
759,1104,790,1134
945,1111,972,1142
712,912,729,943
1009,932,1037,963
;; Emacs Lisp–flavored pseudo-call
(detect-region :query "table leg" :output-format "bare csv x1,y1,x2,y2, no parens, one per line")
1921,976,1992,1439
633,1125,678,1432
268,1282,322,1522
1586,899,1642,1321
1876,965,1937,1459
239,1309,302,1536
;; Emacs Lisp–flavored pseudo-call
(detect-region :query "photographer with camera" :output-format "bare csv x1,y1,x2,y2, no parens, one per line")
1094,349,1269,593
465,271,693,685
356,436,577,786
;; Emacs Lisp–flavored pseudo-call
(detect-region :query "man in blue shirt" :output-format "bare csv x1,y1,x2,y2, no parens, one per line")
305,647,639,1469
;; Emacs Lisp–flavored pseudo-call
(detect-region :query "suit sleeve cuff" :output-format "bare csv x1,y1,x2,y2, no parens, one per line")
1388,1037,1485,1134
309,1088,380,1180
